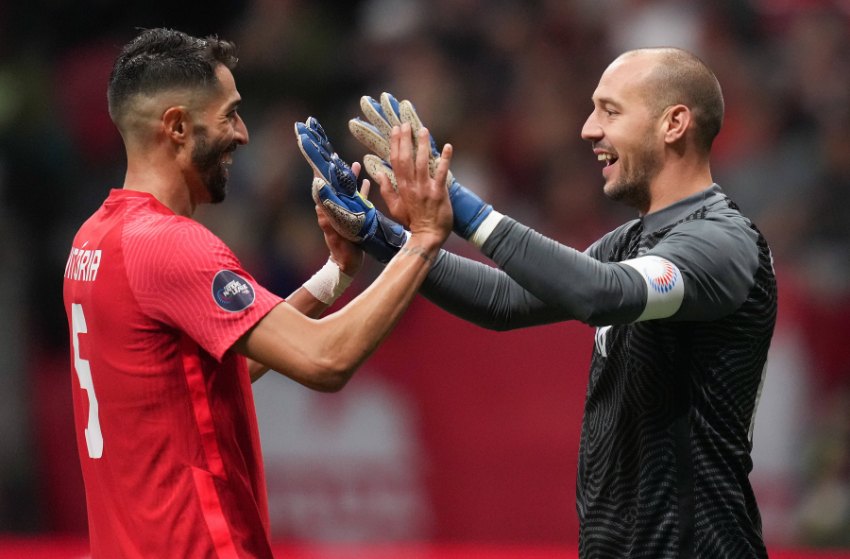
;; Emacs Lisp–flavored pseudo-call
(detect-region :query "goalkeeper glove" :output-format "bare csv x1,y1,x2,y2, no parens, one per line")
349,92,495,241
295,117,407,263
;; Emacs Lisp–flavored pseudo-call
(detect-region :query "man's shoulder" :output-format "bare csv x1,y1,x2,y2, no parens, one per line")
124,207,221,250
118,207,230,278
586,219,642,258
671,196,759,246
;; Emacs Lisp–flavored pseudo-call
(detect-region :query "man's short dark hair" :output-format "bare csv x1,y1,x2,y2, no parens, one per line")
107,28,238,126
630,47,725,153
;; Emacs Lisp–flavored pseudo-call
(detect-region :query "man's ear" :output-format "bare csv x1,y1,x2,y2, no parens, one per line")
663,104,691,144
162,106,190,144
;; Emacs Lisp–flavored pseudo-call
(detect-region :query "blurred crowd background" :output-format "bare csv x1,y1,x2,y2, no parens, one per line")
1,0,850,552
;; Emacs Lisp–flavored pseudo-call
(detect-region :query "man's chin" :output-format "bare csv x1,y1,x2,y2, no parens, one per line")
603,180,625,202
210,189,227,204
604,180,649,211
206,178,228,204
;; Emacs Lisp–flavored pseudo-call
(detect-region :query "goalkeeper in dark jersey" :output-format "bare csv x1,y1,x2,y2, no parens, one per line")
296,47,776,559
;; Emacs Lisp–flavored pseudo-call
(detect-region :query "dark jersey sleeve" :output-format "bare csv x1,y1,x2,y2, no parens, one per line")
641,214,761,321
419,250,572,330
480,218,648,325
420,205,761,330
418,220,648,328
482,214,760,325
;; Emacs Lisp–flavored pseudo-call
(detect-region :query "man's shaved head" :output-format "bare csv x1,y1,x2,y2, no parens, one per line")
615,48,724,152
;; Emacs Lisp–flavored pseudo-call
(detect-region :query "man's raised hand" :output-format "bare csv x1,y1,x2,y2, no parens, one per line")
379,123,454,248
294,117,407,263
349,92,494,241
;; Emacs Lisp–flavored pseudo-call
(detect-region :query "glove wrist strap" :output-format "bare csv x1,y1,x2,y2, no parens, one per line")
363,213,409,263
469,210,504,249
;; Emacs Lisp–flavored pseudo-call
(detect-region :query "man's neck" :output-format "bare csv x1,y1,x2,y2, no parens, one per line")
644,160,713,215
123,152,198,217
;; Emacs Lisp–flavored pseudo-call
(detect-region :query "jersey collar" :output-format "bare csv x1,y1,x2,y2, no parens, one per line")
641,183,723,233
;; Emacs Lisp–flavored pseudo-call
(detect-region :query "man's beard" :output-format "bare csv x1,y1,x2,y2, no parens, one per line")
603,139,660,213
192,128,236,204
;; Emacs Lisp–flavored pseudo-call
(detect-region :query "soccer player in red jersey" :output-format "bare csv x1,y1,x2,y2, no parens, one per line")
62,28,453,558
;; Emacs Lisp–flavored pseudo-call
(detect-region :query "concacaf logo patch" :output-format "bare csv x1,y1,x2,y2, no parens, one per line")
643,258,681,294
212,270,256,312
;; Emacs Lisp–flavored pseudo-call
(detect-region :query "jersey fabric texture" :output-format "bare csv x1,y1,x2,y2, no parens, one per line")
420,184,776,558
63,189,283,558
575,186,776,558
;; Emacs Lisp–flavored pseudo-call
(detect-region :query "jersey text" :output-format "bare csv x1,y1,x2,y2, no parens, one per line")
65,247,103,282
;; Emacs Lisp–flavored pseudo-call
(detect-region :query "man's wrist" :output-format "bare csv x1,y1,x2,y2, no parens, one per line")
332,256,360,277
399,232,443,263
468,210,504,248
302,258,353,305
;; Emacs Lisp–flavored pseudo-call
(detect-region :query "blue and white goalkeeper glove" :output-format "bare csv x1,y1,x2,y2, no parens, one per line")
295,117,407,263
349,92,499,244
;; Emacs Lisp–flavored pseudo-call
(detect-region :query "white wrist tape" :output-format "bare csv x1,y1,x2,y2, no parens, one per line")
302,258,353,305
469,210,504,249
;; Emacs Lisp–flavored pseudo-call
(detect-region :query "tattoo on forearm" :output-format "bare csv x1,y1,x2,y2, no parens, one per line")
400,245,435,263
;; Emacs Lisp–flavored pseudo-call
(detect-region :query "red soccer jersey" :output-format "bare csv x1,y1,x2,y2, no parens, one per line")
63,189,284,558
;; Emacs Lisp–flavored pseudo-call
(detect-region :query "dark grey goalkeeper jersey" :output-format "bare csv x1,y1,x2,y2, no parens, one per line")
420,184,776,558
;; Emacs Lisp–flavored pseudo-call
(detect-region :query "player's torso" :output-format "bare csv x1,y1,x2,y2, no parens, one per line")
577,198,775,558
63,192,272,558
63,196,194,461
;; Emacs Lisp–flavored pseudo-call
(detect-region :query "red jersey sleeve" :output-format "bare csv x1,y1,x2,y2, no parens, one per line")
125,215,283,361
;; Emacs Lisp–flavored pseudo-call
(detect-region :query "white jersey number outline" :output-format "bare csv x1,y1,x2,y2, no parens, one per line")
71,303,104,459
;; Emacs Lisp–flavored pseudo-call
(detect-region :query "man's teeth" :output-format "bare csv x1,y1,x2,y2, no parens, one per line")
597,153,616,166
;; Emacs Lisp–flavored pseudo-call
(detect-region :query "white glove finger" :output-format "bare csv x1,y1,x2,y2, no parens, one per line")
311,177,325,206
380,92,403,128
398,99,424,155
363,154,398,193
359,95,393,138
349,118,391,160
399,100,424,135
400,100,448,179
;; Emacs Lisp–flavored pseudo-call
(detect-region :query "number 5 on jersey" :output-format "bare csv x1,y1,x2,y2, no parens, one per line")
71,303,104,458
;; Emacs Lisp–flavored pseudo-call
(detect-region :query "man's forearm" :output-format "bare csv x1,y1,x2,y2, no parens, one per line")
482,218,645,326
248,278,338,383
420,250,569,330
